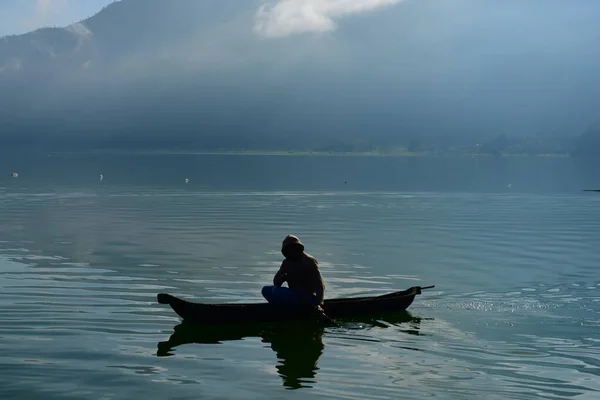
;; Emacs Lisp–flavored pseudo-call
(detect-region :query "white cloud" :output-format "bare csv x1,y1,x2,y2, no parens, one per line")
35,0,69,17
254,0,402,38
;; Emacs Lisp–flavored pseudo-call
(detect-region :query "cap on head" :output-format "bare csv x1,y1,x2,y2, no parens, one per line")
282,234,305,253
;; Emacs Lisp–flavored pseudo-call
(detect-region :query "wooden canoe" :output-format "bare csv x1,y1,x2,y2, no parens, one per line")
157,285,434,325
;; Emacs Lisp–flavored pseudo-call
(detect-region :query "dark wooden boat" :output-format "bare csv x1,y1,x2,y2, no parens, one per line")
157,285,434,325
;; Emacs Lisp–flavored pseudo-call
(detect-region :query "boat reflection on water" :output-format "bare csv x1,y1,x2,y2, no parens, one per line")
157,311,426,389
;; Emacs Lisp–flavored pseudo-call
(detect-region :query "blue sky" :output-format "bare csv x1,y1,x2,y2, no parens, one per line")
0,0,113,37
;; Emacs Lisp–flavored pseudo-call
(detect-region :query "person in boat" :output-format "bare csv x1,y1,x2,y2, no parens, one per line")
262,235,325,312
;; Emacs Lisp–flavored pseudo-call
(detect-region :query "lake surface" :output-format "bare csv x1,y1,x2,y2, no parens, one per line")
1,154,599,399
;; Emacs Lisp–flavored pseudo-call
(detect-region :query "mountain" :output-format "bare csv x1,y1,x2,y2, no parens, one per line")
572,120,600,158
2,0,600,153
0,1,254,80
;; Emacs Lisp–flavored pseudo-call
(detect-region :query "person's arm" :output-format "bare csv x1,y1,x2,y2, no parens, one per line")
314,270,325,305
308,257,325,305
273,261,288,287
304,269,325,313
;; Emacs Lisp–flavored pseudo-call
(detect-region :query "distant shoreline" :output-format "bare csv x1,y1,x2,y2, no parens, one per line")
46,149,571,158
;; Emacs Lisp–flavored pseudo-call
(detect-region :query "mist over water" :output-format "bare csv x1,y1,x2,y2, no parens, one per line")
2,0,600,149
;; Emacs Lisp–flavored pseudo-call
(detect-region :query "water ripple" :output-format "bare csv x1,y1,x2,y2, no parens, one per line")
1,188,600,398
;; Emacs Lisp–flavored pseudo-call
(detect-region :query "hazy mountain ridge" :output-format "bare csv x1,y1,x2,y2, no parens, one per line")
0,1,259,82
1,0,600,155
572,120,600,158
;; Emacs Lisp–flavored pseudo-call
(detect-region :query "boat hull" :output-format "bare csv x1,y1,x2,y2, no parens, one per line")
157,285,432,325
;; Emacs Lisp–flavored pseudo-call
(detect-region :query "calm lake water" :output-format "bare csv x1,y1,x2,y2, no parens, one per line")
1,154,599,399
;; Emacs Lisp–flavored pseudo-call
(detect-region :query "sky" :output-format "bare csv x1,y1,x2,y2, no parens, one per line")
0,0,113,37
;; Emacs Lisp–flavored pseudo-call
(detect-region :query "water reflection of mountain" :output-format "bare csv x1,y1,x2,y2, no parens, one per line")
157,311,425,390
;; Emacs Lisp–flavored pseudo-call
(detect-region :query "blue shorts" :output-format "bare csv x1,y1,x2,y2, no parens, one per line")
262,286,317,307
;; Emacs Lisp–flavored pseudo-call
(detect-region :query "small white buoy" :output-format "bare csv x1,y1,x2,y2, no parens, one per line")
185,178,189,184
508,183,512,188
100,174,103,181
10,172,18,178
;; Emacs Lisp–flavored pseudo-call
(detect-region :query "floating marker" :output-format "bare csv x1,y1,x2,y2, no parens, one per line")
185,178,189,184
100,174,103,181
10,172,18,178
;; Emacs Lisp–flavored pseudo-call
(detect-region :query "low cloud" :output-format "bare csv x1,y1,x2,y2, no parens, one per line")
254,0,401,38
35,0,68,16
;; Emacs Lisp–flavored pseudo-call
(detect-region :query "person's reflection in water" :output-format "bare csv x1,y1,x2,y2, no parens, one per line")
261,323,324,389
157,311,422,390
157,321,325,389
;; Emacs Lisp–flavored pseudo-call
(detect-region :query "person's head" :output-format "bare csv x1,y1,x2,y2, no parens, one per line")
281,234,305,260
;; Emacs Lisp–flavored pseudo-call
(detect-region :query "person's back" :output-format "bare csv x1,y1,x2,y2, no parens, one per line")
262,235,325,308
277,252,324,302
